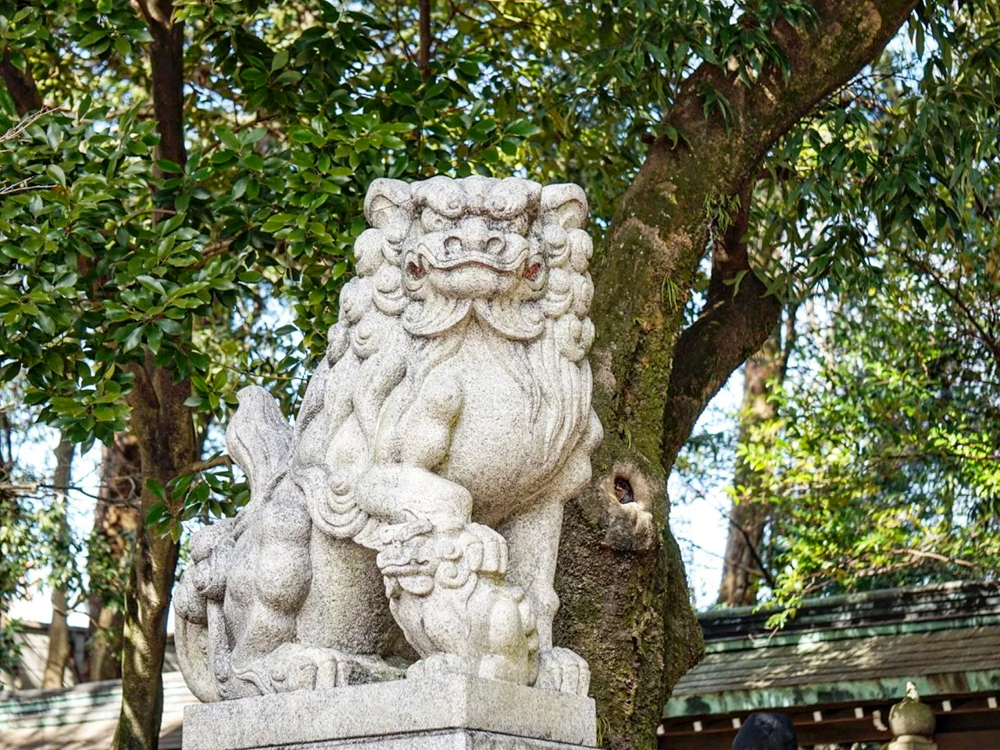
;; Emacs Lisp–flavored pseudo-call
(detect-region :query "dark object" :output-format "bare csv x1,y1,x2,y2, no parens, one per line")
732,713,797,750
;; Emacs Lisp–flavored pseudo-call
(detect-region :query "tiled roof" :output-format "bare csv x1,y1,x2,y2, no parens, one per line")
666,581,1000,718
0,670,195,749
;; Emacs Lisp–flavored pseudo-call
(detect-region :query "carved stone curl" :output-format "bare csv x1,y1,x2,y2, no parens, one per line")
174,176,602,703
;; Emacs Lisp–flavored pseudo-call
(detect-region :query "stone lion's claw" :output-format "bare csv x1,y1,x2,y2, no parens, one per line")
536,647,590,696
465,522,509,576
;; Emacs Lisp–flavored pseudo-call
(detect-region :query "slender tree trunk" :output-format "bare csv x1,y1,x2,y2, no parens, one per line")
42,437,74,688
0,48,42,115
0,410,16,669
418,0,432,79
717,334,782,607
111,3,197,748
554,1,920,747
87,434,141,682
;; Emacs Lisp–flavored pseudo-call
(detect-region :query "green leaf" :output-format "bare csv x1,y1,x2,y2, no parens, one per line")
145,478,167,504
93,405,117,421
46,165,66,187
45,351,64,376
145,502,168,526
271,49,290,72
508,120,542,138
147,325,163,354
156,158,183,174
218,127,240,152
137,275,165,296
123,325,145,352
232,176,249,200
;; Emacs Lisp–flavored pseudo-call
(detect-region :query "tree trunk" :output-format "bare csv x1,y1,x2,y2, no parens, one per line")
87,434,141,682
0,410,16,669
554,1,920,747
111,3,195,748
41,437,74,688
717,334,782,607
112,358,197,750
0,48,42,115
418,0,432,79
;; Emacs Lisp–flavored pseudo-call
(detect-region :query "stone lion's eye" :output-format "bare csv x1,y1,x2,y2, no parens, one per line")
523,262,543,281
510,216,529,235
421,208,446,232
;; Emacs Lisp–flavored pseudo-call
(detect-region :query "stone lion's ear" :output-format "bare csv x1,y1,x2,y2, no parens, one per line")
364,179,413,243
541,184,588,229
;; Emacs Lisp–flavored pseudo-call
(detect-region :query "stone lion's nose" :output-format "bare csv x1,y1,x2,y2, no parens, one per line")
461,217,491,253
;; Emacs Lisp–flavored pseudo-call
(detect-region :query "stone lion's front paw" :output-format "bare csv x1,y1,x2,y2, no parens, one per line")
232,643,350,695
462,522,509,576
536,647,590,696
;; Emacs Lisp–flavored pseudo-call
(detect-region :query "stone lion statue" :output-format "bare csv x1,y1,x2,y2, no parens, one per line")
174,176,603,702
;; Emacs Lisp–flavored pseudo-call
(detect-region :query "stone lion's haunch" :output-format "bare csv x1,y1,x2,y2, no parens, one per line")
173,176,602,706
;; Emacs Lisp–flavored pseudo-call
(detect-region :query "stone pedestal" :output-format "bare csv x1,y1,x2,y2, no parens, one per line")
182,676,597,750
886,738,937,750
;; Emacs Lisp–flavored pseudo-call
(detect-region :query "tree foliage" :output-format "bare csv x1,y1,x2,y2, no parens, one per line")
1,0,998,747
683,0,1000,615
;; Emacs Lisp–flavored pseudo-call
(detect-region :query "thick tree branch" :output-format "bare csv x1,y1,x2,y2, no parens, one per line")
181,454,231,475
592,0,921,464
111,2,194,748
660,187,782,470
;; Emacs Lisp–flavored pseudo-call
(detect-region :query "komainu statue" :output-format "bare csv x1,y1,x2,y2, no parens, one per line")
174,176,603,703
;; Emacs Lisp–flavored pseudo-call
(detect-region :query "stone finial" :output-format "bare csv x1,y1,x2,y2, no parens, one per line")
886,682,937,750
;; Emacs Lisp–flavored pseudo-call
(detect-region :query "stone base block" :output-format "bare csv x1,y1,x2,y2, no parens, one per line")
182,676,597,750
199,729,592,750
887,739,937,750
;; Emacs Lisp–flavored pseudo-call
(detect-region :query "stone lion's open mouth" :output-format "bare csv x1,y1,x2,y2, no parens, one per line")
408,249,528,279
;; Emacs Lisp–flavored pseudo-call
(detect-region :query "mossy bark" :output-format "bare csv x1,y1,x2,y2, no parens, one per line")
112,356,197,750
554,1,920,747
111,4,193,748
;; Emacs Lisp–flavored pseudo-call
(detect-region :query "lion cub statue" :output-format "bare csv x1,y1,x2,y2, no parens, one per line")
174,176,603,702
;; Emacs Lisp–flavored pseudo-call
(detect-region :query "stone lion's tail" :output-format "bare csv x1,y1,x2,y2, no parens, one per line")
176,386,294,701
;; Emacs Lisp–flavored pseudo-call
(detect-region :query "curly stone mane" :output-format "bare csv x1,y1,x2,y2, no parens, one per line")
293,176,595,544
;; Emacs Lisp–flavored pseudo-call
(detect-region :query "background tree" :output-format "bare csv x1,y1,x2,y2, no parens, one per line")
690,0,1000,614
88,434,141,682
1,2,998,750
40,435,73,688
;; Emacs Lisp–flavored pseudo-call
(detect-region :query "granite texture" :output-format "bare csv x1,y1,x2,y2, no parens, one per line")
174,177,603,703
190,730,591,750
181,676,597,750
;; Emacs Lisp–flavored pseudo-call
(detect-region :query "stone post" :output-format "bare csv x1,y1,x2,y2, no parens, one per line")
885,683,937,750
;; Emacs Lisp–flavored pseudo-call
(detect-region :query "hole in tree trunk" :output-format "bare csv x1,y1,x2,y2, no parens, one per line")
614,477,634,504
